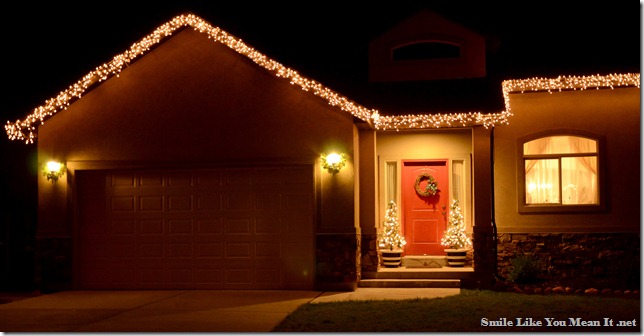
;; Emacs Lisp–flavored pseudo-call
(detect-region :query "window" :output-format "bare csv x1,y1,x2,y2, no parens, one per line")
518,132,604,213
392,41,461,61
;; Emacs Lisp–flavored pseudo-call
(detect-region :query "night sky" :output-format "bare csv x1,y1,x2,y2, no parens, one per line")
0,1,640,288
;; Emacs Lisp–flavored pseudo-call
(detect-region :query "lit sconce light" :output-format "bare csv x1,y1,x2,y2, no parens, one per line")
42,161,66,183
321,152,347,175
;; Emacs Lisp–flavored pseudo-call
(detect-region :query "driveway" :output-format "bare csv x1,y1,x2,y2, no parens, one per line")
0,288,460,332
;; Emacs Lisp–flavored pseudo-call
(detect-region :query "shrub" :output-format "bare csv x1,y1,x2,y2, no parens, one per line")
507,254,544,284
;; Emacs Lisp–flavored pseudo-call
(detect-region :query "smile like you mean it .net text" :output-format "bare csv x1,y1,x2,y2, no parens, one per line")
481,317,637,328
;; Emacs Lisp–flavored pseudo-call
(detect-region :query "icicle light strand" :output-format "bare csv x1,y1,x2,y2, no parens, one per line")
501,73,640,115
4,13,640,142
372,73,640,131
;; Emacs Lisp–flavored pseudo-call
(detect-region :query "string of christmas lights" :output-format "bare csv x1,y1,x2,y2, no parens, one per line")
371,110,512,131
4,13,640,142
4,14,376,143
378,201,406,250
440,199,472,250
500,73,640,115
372,73,640,131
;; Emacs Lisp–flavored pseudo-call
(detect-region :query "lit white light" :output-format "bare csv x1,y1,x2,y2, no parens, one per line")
46,161,62,173
325,153,342,165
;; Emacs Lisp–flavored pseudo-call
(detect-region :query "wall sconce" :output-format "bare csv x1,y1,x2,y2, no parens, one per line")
321,152,347,175
42,161,66,183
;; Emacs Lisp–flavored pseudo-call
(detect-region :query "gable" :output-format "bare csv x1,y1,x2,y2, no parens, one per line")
369,10,486,82
5,14,374,144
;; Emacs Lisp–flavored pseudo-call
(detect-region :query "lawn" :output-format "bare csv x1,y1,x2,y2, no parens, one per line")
272,289,640,332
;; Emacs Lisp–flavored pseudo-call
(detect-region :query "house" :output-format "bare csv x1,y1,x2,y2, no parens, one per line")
4,11,639,292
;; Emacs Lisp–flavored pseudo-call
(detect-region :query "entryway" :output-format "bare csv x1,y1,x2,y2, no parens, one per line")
363,159,473,288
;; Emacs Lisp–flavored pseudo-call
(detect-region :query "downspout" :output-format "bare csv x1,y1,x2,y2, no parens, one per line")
490,126,503,281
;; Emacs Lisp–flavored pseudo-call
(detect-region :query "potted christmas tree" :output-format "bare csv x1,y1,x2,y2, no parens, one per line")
379,201,407,267
440,199,472,267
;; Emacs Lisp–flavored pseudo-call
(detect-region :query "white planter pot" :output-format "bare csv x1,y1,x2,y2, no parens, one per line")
381,249,404,268
444,248,469,267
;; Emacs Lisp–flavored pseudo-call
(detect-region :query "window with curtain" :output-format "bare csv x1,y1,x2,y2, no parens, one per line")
520,134,601,211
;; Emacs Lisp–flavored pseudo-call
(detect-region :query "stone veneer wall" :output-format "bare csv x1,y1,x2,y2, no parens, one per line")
497,233,640,288
315,234,360,291
473,231,496,289
360,233,379,272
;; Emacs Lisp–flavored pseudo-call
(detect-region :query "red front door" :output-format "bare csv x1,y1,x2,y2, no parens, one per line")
401,160,449,255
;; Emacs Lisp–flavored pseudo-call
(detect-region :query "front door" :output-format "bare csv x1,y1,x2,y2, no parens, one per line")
401,160,449,255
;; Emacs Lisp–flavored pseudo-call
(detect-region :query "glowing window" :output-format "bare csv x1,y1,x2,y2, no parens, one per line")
519,134,603,212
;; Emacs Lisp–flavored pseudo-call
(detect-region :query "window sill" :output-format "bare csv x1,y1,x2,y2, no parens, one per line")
518,203,605,214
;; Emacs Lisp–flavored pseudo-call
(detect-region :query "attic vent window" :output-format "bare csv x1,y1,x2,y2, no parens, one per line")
392,41,461,61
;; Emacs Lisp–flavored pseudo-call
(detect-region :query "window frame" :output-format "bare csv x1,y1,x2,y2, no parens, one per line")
517,130,606,213
392,41,462,61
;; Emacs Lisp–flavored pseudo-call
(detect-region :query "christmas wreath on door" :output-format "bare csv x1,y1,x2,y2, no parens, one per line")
414,172,439,196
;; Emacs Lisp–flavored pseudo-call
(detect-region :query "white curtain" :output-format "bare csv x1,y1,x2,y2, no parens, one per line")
452,160,463,203
386,161,397,204
525,159,559,204
561,137,598,204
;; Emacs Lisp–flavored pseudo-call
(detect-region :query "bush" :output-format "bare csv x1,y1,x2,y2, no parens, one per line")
507,254,544,284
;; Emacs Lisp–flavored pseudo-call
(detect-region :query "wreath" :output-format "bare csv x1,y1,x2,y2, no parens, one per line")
414,172,438,197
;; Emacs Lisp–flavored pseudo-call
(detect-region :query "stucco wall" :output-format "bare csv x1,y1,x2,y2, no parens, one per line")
377,129,472,158
493,87,640,233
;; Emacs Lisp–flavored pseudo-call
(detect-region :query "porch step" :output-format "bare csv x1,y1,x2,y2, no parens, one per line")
358,278,460,288
402,255,447,268
360,266,474,288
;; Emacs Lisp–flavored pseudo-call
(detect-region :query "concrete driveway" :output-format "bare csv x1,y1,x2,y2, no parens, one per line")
0,288,459,332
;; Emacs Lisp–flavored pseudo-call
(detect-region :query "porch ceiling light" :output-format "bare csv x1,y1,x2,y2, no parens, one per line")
43,161,66,183
321,152,347,175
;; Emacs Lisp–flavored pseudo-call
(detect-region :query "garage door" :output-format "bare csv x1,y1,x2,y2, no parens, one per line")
76,165,315,290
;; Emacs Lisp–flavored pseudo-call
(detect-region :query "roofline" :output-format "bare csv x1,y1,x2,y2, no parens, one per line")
4,14,640,142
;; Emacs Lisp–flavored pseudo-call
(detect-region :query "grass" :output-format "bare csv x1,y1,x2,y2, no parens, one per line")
272,289,640,332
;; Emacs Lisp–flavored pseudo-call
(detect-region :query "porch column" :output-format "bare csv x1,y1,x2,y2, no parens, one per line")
472,126,496,289
358,129,379,273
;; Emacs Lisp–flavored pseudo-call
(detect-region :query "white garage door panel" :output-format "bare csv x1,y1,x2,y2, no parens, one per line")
76,166,314,290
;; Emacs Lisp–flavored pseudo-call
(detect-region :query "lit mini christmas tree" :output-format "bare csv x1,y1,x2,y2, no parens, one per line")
441,199,472,249
379,201,407,251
